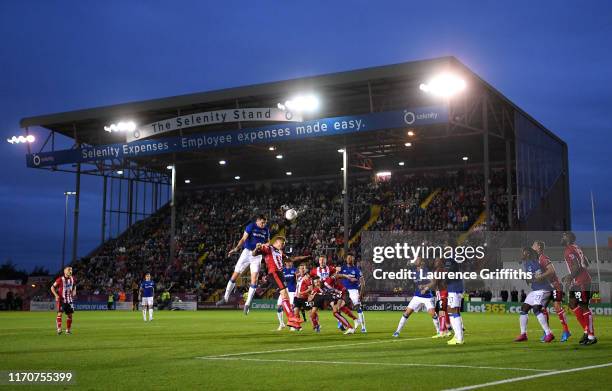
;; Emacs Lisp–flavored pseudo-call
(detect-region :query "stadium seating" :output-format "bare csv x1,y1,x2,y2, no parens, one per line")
70,169,513,301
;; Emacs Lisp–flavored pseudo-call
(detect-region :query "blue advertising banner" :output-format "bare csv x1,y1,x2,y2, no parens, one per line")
26,105,447,168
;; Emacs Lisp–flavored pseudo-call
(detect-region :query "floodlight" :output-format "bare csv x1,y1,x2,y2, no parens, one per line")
419,74,466,97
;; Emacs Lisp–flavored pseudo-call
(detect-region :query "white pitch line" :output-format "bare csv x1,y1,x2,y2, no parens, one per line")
443,362,612,391
196,336,430,359
200,357,552,373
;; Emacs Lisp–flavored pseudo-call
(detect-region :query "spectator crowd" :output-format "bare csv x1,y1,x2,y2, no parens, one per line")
69,168,512,302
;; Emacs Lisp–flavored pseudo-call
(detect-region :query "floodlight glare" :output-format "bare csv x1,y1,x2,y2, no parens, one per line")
7,135,35,144
283,94,319,112
166,165,173,170
268,146,276,151
407,130,415,137
376,171,392,177
337,148,345,153
419,73,466,97
116,170,124,175
234,176,241,180
462,156,469,161
286,172,292,176
104,121,137,133
398,162,405,166
276,154,283,159
405,142,412,147
184,179,191,184
219,160,226,165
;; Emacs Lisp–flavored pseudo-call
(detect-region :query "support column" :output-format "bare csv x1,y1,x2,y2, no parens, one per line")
505,139,513,228
483,96,490,229
154,181,158,211
101,176,107,244
142,180,147,217
128,178,134,227
62,193,69,270
117,176,122,235
343,147,349,254
71,163,81,263
134,177,139,221
169,165,177,262
109,177,114,239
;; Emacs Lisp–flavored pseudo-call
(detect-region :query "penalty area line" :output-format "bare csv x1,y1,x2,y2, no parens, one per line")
442,362,612,391
196,336,430,359
199,357,552,373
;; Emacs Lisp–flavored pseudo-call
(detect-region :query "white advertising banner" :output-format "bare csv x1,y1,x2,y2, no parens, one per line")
29,301,133,311
127,108,302,142
171,301,197,311
29,301,56,311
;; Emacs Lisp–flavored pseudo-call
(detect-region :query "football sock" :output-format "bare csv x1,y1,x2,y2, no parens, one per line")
357,308,365,328
245,284,257,306
583,309,595,336
56,314,62,330
450,313,464,342
341,306,357,320
432,314,440,334
519,311,528,334
439,313,447,332
557,308,570,332
224,279,236,301
333,312,351,329
542,307,549,324
276,307,284,325
148,308,153,320
142,309,147,321
310,312,319,328
280,298,294,319
66,315,72,331
536,312,551,335
572,306,587,332
396,313,409,332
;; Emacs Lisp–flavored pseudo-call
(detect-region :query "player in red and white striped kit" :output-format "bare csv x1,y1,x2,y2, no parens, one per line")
309,256,358,334
253,237,303,330
561,232,597,345
433,258,451,338
50,266,76,335
293,264,314,327
323,274,359,334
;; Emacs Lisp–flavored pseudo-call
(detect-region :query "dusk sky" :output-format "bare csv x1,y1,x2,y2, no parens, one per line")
1,1,610,272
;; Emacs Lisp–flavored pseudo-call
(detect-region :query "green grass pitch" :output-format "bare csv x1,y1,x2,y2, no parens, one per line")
0,310,611,390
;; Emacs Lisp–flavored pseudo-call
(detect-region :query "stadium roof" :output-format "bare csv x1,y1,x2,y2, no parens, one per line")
21,56,565,186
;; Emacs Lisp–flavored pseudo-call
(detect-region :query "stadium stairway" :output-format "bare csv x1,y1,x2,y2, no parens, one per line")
348,204,381,248
419,188,441,210
457,211,487,244
339,204,382,257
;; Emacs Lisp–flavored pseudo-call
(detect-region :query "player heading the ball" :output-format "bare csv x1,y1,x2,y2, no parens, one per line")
219,214,270,314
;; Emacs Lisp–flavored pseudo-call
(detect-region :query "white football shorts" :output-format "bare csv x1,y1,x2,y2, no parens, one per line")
234,248,262,274
407,295,434,312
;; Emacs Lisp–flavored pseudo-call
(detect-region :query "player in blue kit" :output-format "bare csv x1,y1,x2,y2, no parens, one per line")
445,255,465,345
219,215,270,314
393,258,439,337
139,273,155,322
276,259,297,330
340,255,366,333
514,247,555,343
